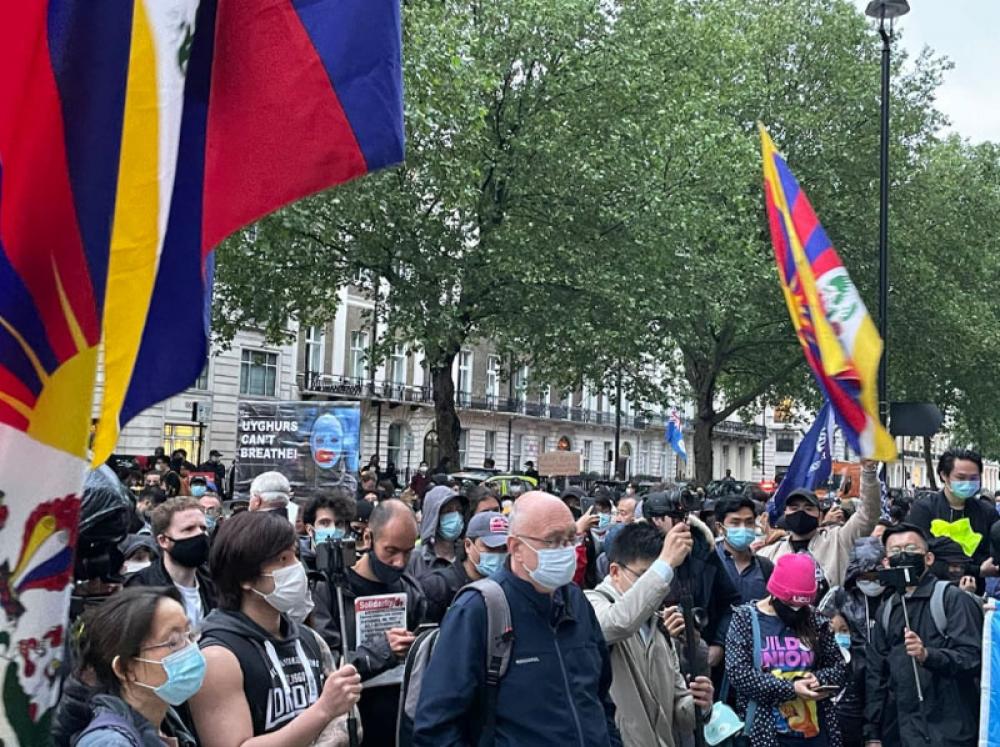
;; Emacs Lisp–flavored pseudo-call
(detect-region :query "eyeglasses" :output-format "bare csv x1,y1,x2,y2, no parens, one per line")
620,565,644,579
516,534,580,550
141,629,200,653
886,545,926,558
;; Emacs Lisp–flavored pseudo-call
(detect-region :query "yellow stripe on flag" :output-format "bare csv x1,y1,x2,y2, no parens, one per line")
91,0,160,464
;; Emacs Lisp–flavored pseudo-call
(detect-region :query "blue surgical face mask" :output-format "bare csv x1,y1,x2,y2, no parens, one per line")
314,526,345,544
134,643,207,705
475,550,507,577
190,485,207,498
521,541,577,591
597,513,612,530
204,515,217,533
725,527,755,551
438,512,464,540
950,479,981,500
834,632,852,650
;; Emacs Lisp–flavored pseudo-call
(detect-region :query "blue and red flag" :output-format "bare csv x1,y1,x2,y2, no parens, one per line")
0,1,402,739
759,125,895,463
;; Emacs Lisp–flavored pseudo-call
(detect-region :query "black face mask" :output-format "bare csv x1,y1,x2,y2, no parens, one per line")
783,511,819,537
167,534,210,568
773,597,811,628
368,547,404,586
889,552,927,581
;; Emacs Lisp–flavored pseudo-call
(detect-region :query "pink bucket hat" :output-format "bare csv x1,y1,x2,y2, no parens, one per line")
767,553,818,606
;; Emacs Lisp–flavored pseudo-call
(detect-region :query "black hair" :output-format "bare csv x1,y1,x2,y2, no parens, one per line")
74,585,183,697
881,522,929,551
938,448,983,480
161,471,182,498
302,488,357,527
209,511,296,610
714,496,757,524
138,486,166,506
594,496,613,511
465,486,500,520
607,523,663,567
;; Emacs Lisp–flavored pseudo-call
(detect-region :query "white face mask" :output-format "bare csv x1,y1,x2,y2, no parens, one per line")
254,562,314,622
857,580,885,598
124,560,151,575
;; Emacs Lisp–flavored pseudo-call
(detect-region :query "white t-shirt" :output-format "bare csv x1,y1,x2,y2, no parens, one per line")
175,581,203,627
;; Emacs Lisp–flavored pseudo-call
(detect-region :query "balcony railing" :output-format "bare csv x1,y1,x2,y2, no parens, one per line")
296,372,766,439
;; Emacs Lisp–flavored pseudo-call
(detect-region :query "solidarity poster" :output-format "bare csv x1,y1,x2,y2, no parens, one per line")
235,401,361,499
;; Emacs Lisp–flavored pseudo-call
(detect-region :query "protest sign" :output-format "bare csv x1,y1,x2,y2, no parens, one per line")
234,401,361,499
355,592,408,649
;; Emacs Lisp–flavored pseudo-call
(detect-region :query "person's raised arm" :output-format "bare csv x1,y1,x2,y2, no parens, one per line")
840,462,880,548
190,646,360,747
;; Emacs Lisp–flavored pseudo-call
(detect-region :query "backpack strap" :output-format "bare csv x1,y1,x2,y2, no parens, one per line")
742,604,762,737
456,578,513,747
929,580,951,640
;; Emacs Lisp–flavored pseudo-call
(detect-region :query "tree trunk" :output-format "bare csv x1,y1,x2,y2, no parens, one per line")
431,350,461,471
693,415,714,485
923,435,937,490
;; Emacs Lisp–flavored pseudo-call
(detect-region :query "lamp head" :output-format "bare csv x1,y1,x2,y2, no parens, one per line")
865,0,910,20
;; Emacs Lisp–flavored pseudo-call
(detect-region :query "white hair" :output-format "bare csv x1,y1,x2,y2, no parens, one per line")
249,470,291,507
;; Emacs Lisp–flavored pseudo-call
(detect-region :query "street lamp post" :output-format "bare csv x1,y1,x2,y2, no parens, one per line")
865,0,909,425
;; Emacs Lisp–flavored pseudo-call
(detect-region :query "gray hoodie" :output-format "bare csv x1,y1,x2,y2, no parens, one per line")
408,485,462,581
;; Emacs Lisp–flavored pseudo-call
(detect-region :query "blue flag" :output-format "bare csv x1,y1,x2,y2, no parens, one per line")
768,400,834,523
666,408,687,463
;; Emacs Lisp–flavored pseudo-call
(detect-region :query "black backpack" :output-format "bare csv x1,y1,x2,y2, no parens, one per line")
396,578,513,746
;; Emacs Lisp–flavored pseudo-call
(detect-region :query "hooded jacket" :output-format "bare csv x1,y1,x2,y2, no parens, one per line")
408,486,463,581
758,467,881,589
817,537,891,733
413,566,622,747
864,571,984,747
72,694,197,747
585,564,696,746
198,608,326,737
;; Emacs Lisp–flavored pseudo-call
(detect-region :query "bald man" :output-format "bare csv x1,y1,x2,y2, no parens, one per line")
413,492,622,747
311,499,429,745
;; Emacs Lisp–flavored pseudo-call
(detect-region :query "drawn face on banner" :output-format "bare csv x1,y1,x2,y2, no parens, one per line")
309,413,344,470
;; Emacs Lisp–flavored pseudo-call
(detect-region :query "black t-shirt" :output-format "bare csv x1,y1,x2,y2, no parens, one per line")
908,491,999,567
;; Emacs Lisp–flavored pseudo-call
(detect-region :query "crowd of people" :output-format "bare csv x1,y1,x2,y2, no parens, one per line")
52,446,1000,746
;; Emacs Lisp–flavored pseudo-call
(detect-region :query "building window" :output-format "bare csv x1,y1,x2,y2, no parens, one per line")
388,423,404,469
513,365,529,412
738,446,746,478
485,430,497,465
193,361,209,391
776,435,795,453
163,423,201,463
349,331,369,382
640,442,650,475
458,429,469,469
457,350,473,406
240,350,278,396
603,441,613,477
389,344,406,386
582,440,592,474
486,355,501,404
562,392,572,419
722,445,730,474
423,429,440,468
583,388,596,413
541,385,551,416
304,325,325,377
512,434,523,471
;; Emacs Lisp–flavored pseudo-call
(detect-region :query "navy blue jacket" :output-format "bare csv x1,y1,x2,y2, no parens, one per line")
412,567,622,747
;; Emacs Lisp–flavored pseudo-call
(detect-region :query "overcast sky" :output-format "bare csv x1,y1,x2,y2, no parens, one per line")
850,0,999,143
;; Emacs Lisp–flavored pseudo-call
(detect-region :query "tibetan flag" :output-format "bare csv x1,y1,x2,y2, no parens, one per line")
759,125,895,462
0,1,402,740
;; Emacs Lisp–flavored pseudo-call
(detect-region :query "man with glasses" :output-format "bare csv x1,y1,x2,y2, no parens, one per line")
586,521,714,746
759,460,882,594
864,524,983,747
413,491,622,746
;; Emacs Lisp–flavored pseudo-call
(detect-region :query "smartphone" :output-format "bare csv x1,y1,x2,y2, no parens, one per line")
580,496,596,514
814,685,841,694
